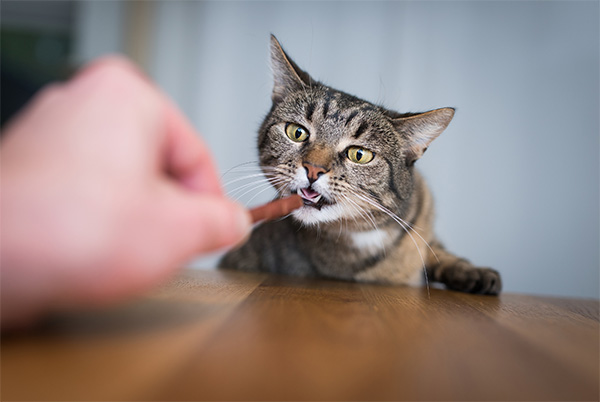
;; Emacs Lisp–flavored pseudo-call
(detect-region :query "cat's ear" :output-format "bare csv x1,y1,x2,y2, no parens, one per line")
270,35,314,103
392,107,455,166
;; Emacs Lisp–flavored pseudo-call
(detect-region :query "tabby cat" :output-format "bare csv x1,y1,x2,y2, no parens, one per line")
219,35,501,295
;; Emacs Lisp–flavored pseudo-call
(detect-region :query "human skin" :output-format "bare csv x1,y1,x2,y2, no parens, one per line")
1,57,251,328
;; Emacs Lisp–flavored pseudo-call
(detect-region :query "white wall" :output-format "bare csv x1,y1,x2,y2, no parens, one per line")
72,1,125,64
75,1,599,299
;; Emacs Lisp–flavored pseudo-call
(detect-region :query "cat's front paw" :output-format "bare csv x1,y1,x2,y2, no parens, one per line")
445,265,502,295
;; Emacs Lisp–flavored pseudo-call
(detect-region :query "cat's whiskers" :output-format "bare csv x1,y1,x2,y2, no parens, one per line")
224,162,298,210
222,163,283,180
339,192,376,229
231,173,292,200
336,216,343,242
225,174,283,197
224,163,289,191
332,193,361,242
244,177,293,206
222,173,279,188
347,187,433,297
268,182,300,224
335,194,357,242
225,168,277,179
230,177,288,203
226,175,278,196
352,187,439,263
228,166,282,175
223,165,292,189
340,193,387,257
221,161,263,178
344,195,380,233
350,191,424,250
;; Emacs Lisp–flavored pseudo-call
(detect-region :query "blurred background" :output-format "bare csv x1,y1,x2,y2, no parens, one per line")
1,1,598,299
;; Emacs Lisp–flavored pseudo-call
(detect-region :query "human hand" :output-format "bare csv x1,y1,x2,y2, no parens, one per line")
1,57,251,328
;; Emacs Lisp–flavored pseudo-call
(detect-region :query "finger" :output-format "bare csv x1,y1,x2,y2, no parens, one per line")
67,56,224,196
162,101,223,196
159,191,251,257
70,55,151,87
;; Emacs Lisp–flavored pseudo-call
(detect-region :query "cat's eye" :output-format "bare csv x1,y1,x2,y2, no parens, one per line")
347,146,374,164
285,123,309,142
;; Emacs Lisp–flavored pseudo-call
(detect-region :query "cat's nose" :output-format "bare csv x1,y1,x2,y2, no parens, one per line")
302,162,328,184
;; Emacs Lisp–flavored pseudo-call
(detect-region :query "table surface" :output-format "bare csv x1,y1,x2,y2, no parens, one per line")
2,269,598,401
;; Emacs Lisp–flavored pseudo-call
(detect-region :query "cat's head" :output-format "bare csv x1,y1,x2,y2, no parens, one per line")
258,35,454,227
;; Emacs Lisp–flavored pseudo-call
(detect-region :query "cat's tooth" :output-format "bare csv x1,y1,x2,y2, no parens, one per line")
313,195,322,203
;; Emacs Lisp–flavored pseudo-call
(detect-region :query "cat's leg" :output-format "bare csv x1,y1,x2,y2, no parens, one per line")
218,242,263,272
426,241,502,295
219,220,318,276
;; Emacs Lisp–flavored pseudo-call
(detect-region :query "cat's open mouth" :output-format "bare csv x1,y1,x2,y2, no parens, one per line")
297,187,330,210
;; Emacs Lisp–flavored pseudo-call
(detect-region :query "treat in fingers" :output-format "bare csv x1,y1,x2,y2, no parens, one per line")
249,194,303,223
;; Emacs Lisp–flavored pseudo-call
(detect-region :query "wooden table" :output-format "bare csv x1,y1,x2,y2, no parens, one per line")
2,269,598,401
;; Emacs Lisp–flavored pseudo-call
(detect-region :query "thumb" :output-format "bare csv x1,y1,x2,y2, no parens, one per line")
164,193,252,257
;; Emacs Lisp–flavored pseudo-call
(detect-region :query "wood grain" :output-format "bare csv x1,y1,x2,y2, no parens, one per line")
2,269,598,401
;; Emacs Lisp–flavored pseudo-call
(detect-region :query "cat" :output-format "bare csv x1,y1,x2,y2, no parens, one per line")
219,35,501,295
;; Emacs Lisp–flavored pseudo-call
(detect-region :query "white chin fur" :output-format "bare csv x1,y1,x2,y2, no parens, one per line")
292,203,346,225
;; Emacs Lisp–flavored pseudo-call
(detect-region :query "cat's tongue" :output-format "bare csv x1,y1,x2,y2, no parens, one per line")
300,187,321,203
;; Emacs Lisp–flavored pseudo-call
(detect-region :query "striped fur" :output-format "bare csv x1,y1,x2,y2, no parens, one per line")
219,36,501,295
